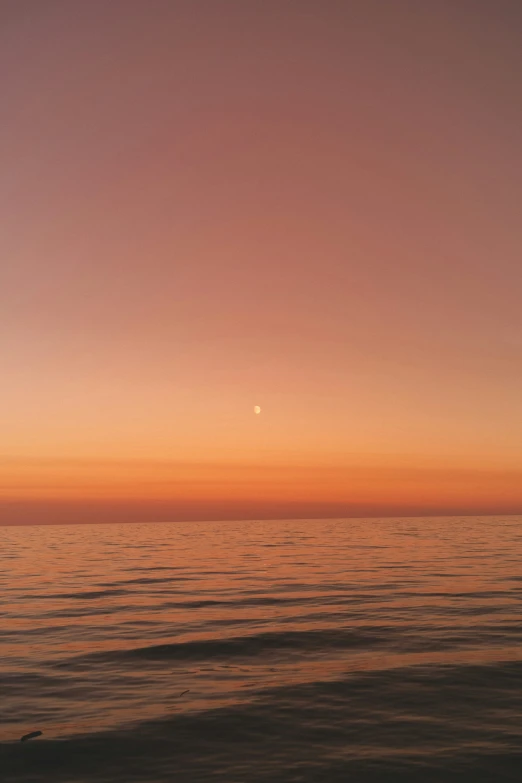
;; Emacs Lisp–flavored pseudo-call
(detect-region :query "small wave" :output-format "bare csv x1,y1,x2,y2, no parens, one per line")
26,589,130,601
45,619,522,672
62,627,393,666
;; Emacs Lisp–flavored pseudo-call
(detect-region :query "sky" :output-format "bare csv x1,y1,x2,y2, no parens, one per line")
2,0,522,524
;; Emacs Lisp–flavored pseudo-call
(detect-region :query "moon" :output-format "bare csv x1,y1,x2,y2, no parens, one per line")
254,405,261,415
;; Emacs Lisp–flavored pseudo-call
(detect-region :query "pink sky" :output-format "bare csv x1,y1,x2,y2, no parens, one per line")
2,1,522,523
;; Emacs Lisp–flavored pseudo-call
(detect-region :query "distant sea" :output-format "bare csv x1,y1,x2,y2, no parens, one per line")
1,516,522,782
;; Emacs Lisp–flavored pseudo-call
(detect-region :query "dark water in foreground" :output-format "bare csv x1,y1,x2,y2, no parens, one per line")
1,516,522,782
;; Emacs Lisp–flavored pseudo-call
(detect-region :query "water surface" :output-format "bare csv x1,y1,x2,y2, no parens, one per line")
1,516,522,781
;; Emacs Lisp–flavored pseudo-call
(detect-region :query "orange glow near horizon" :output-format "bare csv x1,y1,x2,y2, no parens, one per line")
2,2,522,524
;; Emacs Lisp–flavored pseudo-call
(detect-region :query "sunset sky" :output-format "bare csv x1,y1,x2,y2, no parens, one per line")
2,1,522,524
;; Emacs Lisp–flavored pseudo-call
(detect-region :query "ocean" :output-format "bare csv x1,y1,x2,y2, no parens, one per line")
1,516,522,782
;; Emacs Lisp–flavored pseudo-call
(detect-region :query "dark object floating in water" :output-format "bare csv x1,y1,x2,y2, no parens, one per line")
21,731,43,743
178,689,190,697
